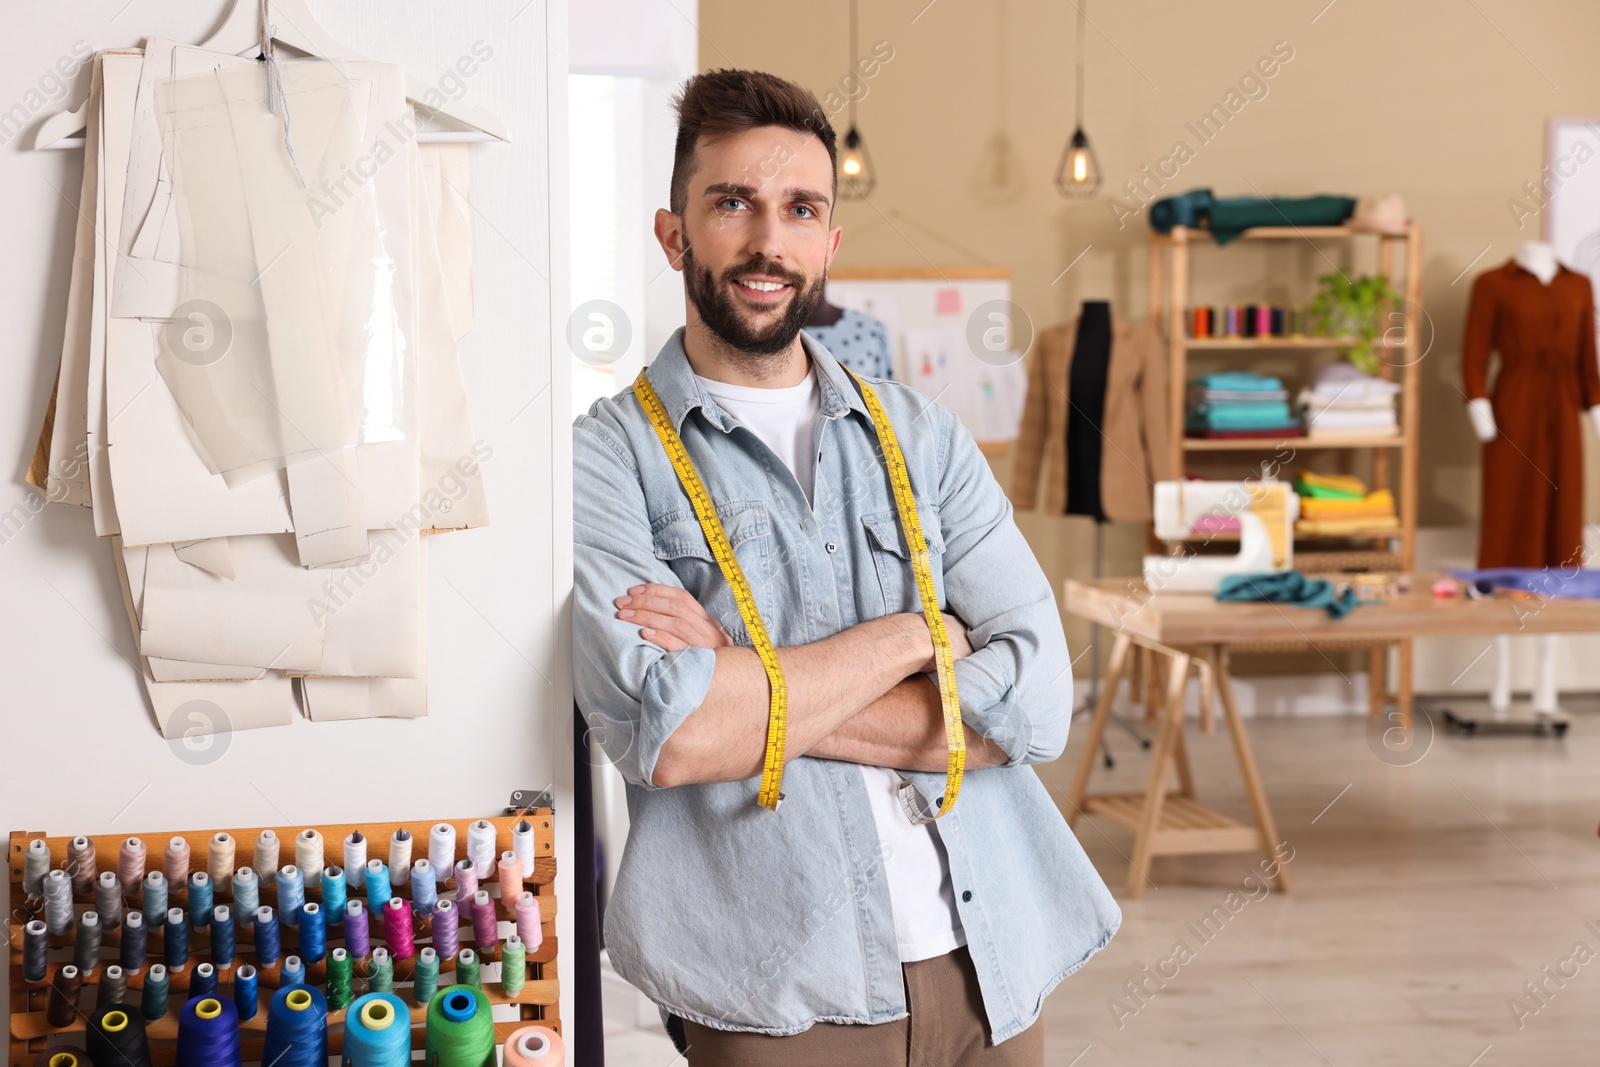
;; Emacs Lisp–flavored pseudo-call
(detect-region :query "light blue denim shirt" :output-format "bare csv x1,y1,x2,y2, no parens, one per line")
573,327,1120,1043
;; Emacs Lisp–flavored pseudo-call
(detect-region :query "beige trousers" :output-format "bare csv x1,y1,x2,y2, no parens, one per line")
679,945,1046,1067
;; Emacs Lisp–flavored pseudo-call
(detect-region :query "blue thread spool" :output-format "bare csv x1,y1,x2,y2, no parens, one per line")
280,955,305,988
262,986,327,1067
344,992,410,1067
276,867,304,928
164,908,188,971
142,872,168,929
321,867,347,925
210,906,235,967
176,994,240,1067
190,962,218,1000
233,963,259,1022
120,910,147,973
411,861,437,916
253,907,280,967
298,903,326,964
188,873,213,930
364,860,391,906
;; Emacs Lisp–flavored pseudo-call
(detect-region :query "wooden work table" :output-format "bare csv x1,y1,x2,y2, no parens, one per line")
1061,574,1600,897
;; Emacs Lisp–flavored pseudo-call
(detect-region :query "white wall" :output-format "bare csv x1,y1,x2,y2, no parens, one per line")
0,0,572,1034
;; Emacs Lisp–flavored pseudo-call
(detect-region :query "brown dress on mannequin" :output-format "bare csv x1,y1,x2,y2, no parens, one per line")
1461,260,1600,568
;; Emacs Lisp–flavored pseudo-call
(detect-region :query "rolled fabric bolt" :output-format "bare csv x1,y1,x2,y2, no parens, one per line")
43,869,75,935
101,964,128,1007
67,835,98,895
164,836,191,888
118,838,147,898
276,866,304,927
164,907,188,971
343,832,367,890
295,829,324,883
232,867,260,917
212,905,235,966
514,892,543,951
511,820,537,882
252,830,280,883
141,964,169,1021
47,965,82,1027
254,906,281,967
369,947,394,993
188,872,213,929
470,891,497,954
208,833,235,892
428,824,456,884
389,830,412,888
345,898,371,959
411,861,437,916
298,902,326,964
364,859,391,906
280,954,305,988
234,964,259,1022
121,910,147,973
383,897,415,960
501,935,526,996
142,871,168,928
413,947,439,1005
466,820,497,879
95,870,124,930
431,898,459,960
22,920,49,983
22,839,51,896
497,852,522,903
191,961,218,999
74,910,102,974
453,859,478,901
322,866,347,925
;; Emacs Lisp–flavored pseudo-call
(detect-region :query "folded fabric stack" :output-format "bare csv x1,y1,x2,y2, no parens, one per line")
1185,371,1300,438
1293,472,1398,535
1298,361,1401,438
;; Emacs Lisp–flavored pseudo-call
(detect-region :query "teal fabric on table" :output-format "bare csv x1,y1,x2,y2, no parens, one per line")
1187,401,1295,430
1195,371,1283,392
1215,572,1359,619
1149,188,1356,244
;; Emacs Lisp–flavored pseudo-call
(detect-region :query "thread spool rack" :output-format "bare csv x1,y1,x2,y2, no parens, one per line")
7,814,559,1067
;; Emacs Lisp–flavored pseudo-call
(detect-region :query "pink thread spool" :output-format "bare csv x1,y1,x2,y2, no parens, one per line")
164,837,190,888
118,838,148,897
383,897,415,960
514,891,543,951
67,837,97,895
453,859,478,901
470,890,497,954
431,898,459,960
497,852,522,904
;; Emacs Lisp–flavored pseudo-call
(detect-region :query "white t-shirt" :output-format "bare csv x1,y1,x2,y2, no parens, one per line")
695,363,967,963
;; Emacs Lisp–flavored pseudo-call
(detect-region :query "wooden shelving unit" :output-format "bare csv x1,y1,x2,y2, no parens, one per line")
1147,221,1425,717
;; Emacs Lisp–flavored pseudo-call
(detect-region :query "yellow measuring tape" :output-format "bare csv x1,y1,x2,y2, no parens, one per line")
632,367,964,822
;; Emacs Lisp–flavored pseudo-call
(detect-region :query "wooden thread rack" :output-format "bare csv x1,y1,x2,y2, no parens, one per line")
7,814,559,1067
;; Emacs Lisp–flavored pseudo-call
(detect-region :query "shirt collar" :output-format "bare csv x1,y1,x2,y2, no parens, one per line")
643,326,870,433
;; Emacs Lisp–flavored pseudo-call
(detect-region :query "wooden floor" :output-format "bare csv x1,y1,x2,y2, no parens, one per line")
604,702,1600,1065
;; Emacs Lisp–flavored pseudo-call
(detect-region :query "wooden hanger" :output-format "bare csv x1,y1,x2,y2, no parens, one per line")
33,0,509,150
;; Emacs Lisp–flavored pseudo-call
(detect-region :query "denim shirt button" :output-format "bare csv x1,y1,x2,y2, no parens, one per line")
962,890,973,902
825,541,838,553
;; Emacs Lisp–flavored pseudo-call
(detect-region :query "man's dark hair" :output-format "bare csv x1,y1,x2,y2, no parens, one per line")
669,69,837,216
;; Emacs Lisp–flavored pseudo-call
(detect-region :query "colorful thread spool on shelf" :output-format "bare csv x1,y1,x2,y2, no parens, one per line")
176,995,241,1067
425,986,495,1067
262,987,327,1067
503,1025,565,1067
345,993,411,1067
87,1002,152,1067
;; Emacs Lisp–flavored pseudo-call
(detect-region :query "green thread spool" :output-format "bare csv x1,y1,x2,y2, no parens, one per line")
413,948,440,1007
501,938,525,997
425,986,494,1067
141,965,169,1021
326,948,353,1011
370,948,395,994
454,949,480,989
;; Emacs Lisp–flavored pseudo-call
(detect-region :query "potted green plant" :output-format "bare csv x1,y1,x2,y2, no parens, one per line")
1307,272,1395,374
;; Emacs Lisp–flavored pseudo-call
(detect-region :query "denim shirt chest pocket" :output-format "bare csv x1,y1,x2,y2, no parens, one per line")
651,499,774,641
860,505,946,615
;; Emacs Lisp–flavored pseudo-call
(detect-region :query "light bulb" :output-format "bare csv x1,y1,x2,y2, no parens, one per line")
839,125,875,199
1055,127,1101,198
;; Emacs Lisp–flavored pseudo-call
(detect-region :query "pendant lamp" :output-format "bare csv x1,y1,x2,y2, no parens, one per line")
1055,0,1101,197
839,0,876,199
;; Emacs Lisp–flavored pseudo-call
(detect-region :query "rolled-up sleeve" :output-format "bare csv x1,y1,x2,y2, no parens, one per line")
934,406,1073,766
573,413,717,788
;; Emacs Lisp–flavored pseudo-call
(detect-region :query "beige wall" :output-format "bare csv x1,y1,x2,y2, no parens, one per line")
695,0,1600,679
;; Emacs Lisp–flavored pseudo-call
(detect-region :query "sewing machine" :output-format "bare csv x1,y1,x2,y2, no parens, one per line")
1143,480,1297,593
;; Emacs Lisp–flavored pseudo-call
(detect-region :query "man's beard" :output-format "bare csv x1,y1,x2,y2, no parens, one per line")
683,249,825,358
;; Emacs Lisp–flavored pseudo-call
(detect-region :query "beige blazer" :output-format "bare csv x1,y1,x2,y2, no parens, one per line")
1010,315,1171,522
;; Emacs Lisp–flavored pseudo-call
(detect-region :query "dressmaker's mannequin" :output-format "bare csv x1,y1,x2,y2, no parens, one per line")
1465,241,1597,716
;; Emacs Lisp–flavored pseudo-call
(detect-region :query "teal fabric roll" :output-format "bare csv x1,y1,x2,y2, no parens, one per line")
1187,401,1295,429
1195,371,1283,392
1149,188,1356,244
1215,572,1358,618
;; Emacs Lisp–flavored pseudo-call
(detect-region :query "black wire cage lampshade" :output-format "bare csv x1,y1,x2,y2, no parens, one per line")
1055,0,1102,197
839,124,875,199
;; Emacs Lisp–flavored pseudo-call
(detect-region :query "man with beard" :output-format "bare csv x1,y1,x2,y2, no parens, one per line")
572,69,1119,1066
